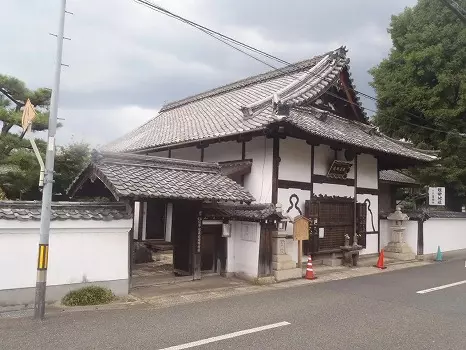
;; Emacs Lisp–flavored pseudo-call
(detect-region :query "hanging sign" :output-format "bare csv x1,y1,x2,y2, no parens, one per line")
429,187,445,206
327,160,353,179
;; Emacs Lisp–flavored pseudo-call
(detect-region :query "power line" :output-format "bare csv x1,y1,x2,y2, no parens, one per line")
134,0,465,138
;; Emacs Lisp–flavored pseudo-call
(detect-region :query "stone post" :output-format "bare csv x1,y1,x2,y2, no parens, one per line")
384,206,415,261
271,230,302,282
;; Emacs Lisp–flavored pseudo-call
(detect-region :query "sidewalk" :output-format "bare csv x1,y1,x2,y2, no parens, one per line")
0,257,432,319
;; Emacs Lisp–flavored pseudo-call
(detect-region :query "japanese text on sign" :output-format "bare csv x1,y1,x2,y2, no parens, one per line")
429,187,445,206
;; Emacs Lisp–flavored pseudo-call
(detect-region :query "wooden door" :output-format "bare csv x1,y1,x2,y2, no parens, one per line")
258,225,273,277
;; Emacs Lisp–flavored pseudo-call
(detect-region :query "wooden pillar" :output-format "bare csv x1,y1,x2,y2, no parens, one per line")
377,158,381,252
193,210,202,280
310,144,317,255
417,219,424,256
137,201,144,242
272,137,279,204
241,141,246,186
353,155,358,242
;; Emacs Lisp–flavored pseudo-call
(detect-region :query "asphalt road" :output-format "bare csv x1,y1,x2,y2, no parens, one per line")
1,259,466,350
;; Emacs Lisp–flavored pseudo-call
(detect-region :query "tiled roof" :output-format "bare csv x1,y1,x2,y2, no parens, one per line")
203,203,282,222
288,107,435,162
0,201,130,221
218,159,252,177
103,47,434,163
380,170,418,185
104,48,351,153
68,152,254,203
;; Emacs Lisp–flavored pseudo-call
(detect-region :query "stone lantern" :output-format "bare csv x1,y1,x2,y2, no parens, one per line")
384,206,415,261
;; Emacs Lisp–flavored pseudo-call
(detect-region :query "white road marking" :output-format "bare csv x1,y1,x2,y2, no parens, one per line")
416,280,466,294
157,321,290,350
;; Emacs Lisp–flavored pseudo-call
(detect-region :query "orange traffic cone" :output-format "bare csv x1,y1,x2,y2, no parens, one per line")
305,256,317,280
374,249,387,269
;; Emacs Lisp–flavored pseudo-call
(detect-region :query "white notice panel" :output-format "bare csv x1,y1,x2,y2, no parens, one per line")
429,187,445,206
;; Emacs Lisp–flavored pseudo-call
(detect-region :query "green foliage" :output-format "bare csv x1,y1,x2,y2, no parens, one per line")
61,286,114,306
54,143,91,197
0,74,86,199
370,0,466,195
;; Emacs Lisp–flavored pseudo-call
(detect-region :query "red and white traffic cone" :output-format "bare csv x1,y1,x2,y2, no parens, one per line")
305,256,316,280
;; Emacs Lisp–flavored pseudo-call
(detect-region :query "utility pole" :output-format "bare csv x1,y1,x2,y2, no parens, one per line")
34,0,68,320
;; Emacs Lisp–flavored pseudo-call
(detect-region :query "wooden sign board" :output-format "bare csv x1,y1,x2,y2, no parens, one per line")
327,160,353,179
293,216,309,241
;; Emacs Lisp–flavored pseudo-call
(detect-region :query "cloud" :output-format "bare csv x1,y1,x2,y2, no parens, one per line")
0,0,417,146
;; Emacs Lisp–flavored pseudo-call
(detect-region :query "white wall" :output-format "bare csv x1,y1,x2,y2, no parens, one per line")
0,219,132,292
314,183,354,198
227,221,260,278
424,219,466,255
204,141,242,162
279,138,311,182
361,233,379,255
357,194,379,232
171,146,200,161
380,219,418,254
244,136,273,203
314,144,334,176
357,154,378,189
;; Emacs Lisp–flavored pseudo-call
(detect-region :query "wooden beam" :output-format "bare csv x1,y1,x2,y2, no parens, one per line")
241,141,246,186
353,156,358,238
312,174,354,187
356,187,379,195
272,137,279,204
278,179,312,191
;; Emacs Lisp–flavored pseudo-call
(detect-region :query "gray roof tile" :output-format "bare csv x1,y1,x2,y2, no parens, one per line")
69,152,254,203
0,201,130,221
379,170,418,185
203,203,282,222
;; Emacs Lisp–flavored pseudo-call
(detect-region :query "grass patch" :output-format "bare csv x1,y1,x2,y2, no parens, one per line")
62,286,114,306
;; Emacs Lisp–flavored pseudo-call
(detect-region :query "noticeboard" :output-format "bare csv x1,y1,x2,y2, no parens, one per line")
293,216,309,241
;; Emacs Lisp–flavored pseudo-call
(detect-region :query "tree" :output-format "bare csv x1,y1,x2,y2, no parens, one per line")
0,74,87,200
370,0,466,204
54,143,91,199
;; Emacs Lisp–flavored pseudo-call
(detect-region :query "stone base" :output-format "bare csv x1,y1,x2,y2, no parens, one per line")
384,251,416,261
385,242,413,254
384,242,415,261
273,268,302,282
322,257,342,267
272,260,297,270
272,254,294,263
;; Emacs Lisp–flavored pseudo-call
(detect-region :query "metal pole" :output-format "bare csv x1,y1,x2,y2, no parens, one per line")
34,0,67,320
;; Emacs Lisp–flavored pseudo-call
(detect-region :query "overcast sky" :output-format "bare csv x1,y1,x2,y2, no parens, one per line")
1,0,417,147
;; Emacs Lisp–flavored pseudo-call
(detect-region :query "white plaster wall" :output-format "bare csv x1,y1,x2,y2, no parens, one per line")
278,138,311,182
313,183,354,198
204,141,242,162
314,144,334,176
357,154,378,189
227,221,260,278
336,150,355,179
424,219,466,254
171,146,201,161
379,219,418,254
149,150,169,158
0,220,132,291
277,188,310,264
244,136,273,203
360,233,379,255
357,194,379,232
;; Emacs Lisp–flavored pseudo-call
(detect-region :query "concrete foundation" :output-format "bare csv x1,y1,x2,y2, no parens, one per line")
0,279,129,307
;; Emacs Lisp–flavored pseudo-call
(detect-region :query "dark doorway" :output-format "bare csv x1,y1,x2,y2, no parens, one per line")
201,225,226,274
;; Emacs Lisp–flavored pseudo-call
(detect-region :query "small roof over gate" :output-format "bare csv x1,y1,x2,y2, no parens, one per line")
203,203,283,222
68,152,255,203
